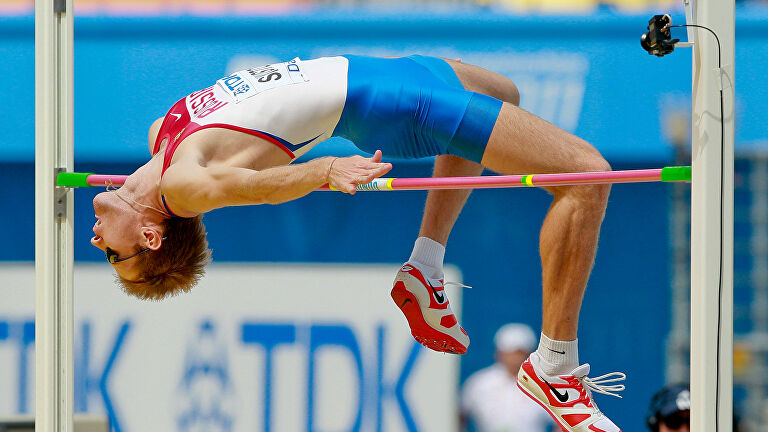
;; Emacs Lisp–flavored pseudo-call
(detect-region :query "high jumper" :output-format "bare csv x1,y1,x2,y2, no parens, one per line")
89,54,624,432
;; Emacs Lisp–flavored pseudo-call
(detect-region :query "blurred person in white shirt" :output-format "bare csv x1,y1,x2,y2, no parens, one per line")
460,323,562,432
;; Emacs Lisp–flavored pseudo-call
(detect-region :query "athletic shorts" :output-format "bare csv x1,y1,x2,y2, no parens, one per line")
332,55,503,163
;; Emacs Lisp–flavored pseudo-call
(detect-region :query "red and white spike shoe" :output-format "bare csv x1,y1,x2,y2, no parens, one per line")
391,262,470,354
517,352,626,432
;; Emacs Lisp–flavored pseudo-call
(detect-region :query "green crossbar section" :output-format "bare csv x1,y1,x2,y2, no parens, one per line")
660,166,692,182
56,172,93,188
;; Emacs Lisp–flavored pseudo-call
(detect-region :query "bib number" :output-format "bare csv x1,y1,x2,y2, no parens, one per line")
216,57,309,103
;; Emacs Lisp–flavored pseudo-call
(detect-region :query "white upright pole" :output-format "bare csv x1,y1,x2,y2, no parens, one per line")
35,0,74,430
689,0,735,431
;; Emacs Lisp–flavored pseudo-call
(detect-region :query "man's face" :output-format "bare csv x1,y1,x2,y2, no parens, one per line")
496,349,529,376
659,411,690,432
91,191,144,280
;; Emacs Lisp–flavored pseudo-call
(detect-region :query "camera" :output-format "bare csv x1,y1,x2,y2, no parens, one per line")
641,15,679,57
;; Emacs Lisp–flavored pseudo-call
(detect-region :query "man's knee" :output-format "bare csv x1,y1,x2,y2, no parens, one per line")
550,156,612,205
581,182,611,207
586,155,612,174
499,80,520,106
554,183,611,214
482,78,520,106
580,157,611,201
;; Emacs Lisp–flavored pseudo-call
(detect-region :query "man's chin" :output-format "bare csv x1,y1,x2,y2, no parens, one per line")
113,263,142,282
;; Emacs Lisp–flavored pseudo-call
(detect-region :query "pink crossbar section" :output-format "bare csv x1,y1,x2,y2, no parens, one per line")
87,174,128,187
388,168,663,190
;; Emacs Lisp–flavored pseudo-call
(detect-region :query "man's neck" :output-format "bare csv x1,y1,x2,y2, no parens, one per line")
120,156,168,220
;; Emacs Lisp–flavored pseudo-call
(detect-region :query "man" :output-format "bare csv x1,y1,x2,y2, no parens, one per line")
645,384,690,432
460,323,561,432
92,54,622,431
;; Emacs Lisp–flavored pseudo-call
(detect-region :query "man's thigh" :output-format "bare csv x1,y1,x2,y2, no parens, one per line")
444,59,520,106
480,102,608,176
441,60,606,175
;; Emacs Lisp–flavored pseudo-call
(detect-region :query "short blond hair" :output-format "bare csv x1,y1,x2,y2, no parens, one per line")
117,215,211,300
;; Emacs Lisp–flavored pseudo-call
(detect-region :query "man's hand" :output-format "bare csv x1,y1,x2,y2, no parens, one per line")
327,150,393,194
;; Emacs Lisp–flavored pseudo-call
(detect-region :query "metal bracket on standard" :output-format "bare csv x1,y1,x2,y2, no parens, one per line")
54,0,66,13
54,167,68,219
713,67,724,91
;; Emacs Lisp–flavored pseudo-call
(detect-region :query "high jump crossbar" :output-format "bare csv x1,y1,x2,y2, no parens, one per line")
56,166,691,191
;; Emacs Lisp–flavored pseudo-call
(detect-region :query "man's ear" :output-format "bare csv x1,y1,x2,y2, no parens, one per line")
141,227,164,251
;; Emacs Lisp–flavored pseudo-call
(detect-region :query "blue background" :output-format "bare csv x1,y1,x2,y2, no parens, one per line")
1,10,765,431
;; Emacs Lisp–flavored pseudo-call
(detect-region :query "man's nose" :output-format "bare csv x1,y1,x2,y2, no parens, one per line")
90,236,106,251
93,191,109,209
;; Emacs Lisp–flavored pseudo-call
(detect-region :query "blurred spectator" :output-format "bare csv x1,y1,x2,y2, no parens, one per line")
460,323,560,432
645,383,690,432
645,383,751,432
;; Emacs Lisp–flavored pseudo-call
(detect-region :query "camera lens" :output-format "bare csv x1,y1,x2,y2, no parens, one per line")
641,33,652,51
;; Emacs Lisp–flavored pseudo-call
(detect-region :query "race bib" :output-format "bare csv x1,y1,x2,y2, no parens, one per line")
216,57,309,103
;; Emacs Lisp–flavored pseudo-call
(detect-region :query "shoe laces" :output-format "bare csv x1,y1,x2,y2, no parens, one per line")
444,281,472,289
576,368,627,399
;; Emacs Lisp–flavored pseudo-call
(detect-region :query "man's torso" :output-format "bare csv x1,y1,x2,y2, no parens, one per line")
153,56,350,175
152,54,485,179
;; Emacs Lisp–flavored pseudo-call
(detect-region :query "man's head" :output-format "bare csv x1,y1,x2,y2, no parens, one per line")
92,189,211,300
646,383,690,432
493,323,536,377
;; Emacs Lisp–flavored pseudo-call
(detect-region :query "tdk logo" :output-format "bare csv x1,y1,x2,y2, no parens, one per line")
220,73,251,98
233,84,250,95
0,318,427,432
221,73,246,92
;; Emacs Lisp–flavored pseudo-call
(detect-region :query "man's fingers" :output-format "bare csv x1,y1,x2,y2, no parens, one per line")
332,155,392,195
365,163,391,172
376,163,393,176
363,164,392,180
359,165,391,183
360,161,392,174
370,150,383,163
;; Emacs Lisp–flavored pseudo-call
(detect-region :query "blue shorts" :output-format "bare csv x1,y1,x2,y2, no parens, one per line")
332,55,503,163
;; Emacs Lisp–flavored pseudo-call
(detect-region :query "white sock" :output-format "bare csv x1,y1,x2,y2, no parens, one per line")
408,236,445,279
536,333,579,376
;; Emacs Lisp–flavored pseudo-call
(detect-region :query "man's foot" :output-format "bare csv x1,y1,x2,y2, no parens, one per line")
391,262,469,354
517,352,626,432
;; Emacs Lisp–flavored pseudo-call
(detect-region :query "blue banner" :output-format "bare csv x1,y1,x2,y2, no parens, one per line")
1,11,765,163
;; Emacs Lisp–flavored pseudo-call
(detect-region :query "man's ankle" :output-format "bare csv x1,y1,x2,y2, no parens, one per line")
535,333,579,375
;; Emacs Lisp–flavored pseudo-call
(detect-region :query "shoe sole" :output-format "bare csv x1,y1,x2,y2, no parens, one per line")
391,281,467,355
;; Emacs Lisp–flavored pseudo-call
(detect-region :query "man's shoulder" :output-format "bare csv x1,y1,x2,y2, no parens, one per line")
158,158,209,210
161,158,204,184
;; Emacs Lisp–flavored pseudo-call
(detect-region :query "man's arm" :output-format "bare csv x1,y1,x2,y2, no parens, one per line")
161,150,392,213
